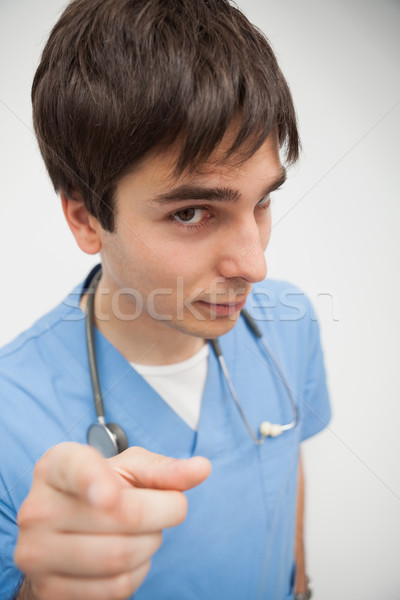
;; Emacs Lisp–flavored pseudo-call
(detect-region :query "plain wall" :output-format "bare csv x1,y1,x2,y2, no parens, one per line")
1,1,399,598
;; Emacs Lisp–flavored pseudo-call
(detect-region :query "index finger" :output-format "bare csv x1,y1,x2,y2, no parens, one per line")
36,442,119,508
109,446,212,491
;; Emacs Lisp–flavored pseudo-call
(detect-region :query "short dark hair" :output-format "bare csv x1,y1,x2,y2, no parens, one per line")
32,0,300,232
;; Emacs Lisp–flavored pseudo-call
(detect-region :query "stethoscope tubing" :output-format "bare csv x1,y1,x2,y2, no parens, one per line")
85,269,106,426
85,268,298,454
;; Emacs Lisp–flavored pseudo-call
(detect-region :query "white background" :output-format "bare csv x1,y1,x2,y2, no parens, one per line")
1,1,399,598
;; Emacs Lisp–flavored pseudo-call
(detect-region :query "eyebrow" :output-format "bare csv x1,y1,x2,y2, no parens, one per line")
150,166,287,205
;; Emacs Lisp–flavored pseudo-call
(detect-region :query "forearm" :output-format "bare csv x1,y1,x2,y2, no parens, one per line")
294,455,308,594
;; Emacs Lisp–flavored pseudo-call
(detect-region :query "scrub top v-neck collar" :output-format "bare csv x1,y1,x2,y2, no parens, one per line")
90,325,234,459
67,265,241,459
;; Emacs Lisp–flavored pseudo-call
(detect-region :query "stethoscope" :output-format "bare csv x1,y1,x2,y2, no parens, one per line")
85,268,298,458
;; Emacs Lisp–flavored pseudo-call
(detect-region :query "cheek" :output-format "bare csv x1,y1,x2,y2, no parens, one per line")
108,222,218,289
134,246,210,293
158,239,213,275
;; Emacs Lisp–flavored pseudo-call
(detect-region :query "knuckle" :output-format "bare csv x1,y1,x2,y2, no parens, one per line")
17,499,41,529
13,541,30,571
17,493,53,529
32,457,47,480
17,497,35,528
14,535,46,573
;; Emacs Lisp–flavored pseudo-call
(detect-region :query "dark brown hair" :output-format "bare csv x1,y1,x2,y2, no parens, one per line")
32,0,300,231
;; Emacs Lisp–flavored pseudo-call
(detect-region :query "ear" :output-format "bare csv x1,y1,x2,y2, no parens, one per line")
61,191,102,255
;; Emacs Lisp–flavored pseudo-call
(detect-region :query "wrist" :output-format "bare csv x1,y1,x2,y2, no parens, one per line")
14,578,37,600
294,576,312,600
294,591,312,600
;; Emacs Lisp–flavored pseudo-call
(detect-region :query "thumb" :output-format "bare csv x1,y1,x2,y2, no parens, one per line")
109,446,212,491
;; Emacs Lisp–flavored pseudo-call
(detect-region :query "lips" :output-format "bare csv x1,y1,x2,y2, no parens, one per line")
196,297,247,316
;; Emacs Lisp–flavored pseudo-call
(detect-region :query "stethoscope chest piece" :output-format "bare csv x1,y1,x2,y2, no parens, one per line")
87,422,129,458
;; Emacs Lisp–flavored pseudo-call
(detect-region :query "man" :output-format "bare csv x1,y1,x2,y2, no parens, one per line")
0,0,330,598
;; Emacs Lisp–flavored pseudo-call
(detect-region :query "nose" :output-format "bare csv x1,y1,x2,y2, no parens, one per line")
216,217,269,283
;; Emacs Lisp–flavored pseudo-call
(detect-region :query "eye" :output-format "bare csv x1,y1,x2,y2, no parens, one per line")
257,195,271,209
172,207,207,225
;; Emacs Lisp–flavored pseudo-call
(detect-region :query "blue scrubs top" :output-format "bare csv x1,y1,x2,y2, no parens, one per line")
0,272,331,599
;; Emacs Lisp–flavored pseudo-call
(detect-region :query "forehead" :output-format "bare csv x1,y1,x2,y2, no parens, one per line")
166,124,280,177
119,129,283,198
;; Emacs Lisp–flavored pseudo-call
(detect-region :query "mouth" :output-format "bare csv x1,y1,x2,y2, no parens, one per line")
196,297,248,317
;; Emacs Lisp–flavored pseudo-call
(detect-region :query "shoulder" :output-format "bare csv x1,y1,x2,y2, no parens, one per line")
0,279,88,408
0,282,84,365
0,281,88,503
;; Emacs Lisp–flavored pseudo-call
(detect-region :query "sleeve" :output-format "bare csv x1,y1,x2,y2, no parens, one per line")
0,473,24,600
299,300,332,442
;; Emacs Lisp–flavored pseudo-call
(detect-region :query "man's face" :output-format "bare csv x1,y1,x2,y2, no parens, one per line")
97,130,285,342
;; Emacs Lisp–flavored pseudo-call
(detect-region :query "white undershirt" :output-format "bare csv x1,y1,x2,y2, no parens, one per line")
131,344,209,430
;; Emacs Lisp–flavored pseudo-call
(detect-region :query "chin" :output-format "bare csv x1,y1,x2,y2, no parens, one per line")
180,314,240,340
